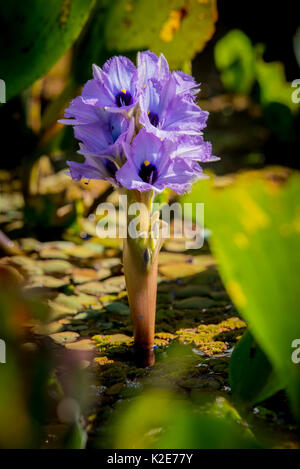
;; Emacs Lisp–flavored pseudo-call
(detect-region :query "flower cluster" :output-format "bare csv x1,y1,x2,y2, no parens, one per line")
59,51,218,194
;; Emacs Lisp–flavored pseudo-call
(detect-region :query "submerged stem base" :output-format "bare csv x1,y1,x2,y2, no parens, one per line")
123,237,158,367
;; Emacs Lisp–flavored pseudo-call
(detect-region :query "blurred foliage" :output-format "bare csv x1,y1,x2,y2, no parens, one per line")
0,0,300,450
0,270,49,448
214,29,255,94
255,45,298,112
181,167,300,421
215,29,299,111
0,0,95,101
229,330,282,406
0,267,90,448
112,389,259,449
293,27,300,69
104,0,217,69
0,0,218,104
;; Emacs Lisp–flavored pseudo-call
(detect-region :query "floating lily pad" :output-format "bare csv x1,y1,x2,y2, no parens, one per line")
83,242,105,255
73,309,102,320
33,318,71,335
97,258,121,269
50,331,80,344
76,281,107,296
48,293,84,318
27,275,70,289
38,259,73,275
19,238,42,252
72,268,98,284
65,339,96,351
174,296,217,309
163,240,189,252
105,302,130,315
74,293,100,307
99,276,126,294
39,247,69,260
63,245,99,259
9,255,43,275
159,258,216,279
158,252,191,265
175,285,215,298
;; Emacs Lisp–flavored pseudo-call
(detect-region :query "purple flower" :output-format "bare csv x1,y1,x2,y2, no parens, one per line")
137,51,199,97
137,51,169,89
59,50,217,190
61,108,134,184
173,135,220,163
116,130,206,194
139,76,208,140
92,56,139,113
67,155,119,185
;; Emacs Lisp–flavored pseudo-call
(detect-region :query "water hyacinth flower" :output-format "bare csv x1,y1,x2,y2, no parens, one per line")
60,109,134,184
139,76,208,140
59,51,218,366
116,129,205,194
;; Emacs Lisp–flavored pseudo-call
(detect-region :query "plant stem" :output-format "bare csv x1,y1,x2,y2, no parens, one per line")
122,189,160,367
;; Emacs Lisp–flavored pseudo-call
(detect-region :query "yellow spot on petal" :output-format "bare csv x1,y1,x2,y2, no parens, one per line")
147,110,150,115
159,10,182,43
226,281,247,308
144,160,150,166
121,88,126,94
234,232,249,249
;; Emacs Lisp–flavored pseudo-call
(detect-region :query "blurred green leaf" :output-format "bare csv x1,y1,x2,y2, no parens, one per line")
214,29,255,93
255,45,298,111
104,0,217,69
230,331,283,406
0,0,95,100
262,102,295,142
181,168,300,420
293,27,300,68
64,422,87,449
113,389,258,449
72,0,110,85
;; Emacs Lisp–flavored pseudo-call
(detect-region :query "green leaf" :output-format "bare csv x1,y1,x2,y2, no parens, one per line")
254,45,298,111
214,29,255,94
104,0,218,69
105,302,130,315
0,0,95,100
230,331,283,406
113,389,258,449
181,168,300,420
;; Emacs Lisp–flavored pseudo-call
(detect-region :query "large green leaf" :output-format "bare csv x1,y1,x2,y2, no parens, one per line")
0,0,95,101
181,168,300,420
229,331,283,406
103,0,217,69
113,389,258,449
